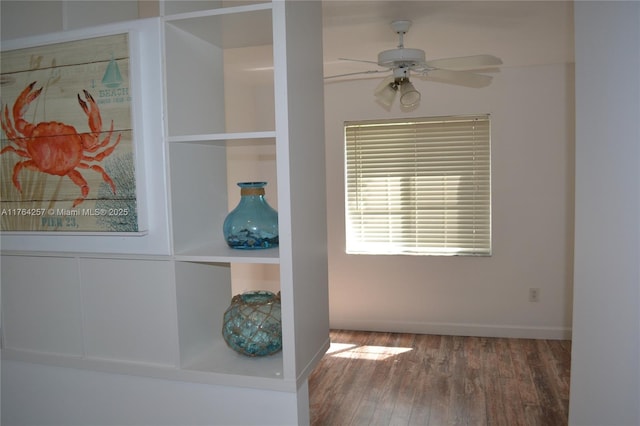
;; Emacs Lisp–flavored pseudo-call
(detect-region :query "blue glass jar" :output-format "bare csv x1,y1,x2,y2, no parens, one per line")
222,291,282,357
223,182,278,249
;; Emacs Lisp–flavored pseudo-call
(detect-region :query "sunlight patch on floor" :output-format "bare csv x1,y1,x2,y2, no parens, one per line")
328,342,413,360
326,342,358,354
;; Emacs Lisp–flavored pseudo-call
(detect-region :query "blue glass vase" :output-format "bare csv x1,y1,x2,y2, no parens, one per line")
223,182,279,249
222,291,282,357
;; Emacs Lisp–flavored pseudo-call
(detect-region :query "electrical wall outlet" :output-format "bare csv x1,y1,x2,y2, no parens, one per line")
529,288,540,302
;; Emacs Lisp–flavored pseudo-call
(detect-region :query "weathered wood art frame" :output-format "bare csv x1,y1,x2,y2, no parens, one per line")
1,33,140,233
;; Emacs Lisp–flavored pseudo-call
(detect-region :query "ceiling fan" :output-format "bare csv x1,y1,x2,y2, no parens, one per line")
325,20,503,109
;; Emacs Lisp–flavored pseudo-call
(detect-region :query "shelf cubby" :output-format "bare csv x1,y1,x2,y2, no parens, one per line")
164,4,274,137
168,135,278,259
174,260,284,385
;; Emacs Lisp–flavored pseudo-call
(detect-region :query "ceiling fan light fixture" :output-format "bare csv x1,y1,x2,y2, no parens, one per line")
374,76,398,108
399,79,420,107
325,17,503,107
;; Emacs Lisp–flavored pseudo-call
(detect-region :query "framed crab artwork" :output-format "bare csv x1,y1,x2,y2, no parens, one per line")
1,33,140,233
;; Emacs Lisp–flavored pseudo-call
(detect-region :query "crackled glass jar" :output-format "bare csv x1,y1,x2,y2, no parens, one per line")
223,182,278,249
222,291,282,357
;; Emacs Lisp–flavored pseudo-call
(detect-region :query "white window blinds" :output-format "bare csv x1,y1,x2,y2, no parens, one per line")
345,115,491,256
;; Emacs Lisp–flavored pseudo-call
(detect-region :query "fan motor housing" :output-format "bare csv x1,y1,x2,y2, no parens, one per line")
377,48,426,68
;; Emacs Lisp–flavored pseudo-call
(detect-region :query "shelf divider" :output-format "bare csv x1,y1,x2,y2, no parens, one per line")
168,131,276,144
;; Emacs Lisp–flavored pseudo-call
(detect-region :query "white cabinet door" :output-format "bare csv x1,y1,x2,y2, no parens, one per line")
80,258,179,366
2,255,84,356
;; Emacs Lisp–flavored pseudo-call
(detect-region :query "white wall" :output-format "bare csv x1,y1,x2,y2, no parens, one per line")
0,0,139,39
324,62,574,339
569,2,640,425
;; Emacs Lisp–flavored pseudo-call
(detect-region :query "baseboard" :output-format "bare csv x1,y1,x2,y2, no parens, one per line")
330,319,572,340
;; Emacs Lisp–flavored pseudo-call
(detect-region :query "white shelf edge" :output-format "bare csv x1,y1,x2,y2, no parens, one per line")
168,131,276,144
174,243,280,264
0,248,279,264
174,255,280,264
1,348,298,392
163,2,273,23
0,230,148,237
0,250,173,261
181,341,284,382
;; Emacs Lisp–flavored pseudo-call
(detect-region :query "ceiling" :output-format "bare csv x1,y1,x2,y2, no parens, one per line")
321,1,575,80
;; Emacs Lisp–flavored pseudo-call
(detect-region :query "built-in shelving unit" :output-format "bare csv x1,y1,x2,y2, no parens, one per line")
1,1,328,420
164,0,329,393
165,1,284,387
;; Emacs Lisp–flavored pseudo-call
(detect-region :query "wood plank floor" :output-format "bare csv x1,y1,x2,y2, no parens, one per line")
309,330,571,426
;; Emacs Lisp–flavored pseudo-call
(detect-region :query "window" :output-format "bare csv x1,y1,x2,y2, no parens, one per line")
345,115,491,256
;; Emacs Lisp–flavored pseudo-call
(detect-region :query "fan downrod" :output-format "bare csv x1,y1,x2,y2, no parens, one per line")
390,20,411,35
377,19,425,69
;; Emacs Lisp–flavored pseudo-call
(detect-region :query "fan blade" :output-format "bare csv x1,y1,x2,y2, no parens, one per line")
324,69,389,79
424,54,502,71
423,69,493,88
338,57,380,65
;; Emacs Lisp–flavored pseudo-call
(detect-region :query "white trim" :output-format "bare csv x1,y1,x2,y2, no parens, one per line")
331,319,572,340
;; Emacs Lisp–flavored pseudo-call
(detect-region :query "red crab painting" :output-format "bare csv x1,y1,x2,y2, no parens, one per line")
0,81,121,207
